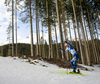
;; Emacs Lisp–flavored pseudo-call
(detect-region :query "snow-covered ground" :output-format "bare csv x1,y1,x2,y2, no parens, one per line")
0,56,100,84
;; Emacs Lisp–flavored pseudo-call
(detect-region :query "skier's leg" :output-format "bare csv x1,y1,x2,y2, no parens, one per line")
73,60,77,69
70,59,74,69
73,57,80,73
73,54,79,69
70,58,76,73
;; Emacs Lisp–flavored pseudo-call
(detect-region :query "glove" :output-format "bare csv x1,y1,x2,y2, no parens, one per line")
59,47,61,49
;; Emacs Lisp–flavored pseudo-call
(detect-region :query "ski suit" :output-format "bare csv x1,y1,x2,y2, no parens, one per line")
61,43,79,69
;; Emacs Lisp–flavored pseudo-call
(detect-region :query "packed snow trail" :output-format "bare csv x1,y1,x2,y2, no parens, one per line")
0,56,100,84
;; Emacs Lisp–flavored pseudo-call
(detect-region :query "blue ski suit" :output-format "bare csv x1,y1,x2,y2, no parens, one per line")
61,43,79,69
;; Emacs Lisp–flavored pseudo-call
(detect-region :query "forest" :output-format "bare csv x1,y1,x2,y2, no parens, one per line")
1,0,100,66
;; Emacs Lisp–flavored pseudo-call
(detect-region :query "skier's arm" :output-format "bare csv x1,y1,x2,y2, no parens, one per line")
61,49,65,51
59,47,65,59
59,47,67,51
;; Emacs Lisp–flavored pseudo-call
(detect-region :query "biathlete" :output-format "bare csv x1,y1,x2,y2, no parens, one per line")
59,41,80,73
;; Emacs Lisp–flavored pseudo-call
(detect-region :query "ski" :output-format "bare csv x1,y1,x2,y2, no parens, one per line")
52,70,86,76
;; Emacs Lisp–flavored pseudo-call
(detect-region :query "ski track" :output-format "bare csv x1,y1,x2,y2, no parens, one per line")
0,56,100,84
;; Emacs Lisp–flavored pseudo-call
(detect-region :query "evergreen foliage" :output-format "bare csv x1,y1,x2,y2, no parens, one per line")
3,0,100,65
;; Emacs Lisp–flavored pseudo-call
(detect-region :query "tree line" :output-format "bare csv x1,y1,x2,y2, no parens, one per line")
4,0,100,65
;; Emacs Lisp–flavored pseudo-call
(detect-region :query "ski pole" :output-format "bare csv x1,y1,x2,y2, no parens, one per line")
65,50,69,74
66,59,68,74
60,47,69,74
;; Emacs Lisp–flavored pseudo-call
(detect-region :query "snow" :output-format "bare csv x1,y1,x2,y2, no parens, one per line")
0,56,100,84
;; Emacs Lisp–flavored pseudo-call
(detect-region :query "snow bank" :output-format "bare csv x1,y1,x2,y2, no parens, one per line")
0,56,100,84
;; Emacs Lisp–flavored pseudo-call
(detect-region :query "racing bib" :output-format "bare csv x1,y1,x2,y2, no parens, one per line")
70,49,76,55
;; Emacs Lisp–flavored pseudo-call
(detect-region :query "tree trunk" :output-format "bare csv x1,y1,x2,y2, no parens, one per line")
94,21,100,63
46,0,53,58
71,0,84,64
87,8,98,63
29,0,34,56
96,9,100,62
72,19,79,51
41,21,45,58
15,0,17,56
38,20,41,56
80,0,91,65
12,0,14,56
80,12,91,64
54,24,59,59
55,0,64,59
66,14,72,61
61,1,66,41
34,0,39,56
96,8,100,30
61,2,69,60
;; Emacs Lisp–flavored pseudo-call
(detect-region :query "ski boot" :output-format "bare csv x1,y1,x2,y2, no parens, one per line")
73,68,76,73
77,69,80,73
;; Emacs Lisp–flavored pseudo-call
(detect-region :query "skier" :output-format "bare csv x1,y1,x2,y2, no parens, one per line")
59,41,80,73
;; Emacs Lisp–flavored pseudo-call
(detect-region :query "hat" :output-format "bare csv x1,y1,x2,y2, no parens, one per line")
65,43,68,47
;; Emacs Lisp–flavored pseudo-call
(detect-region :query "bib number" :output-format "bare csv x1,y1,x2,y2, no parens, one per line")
70,49,76,54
